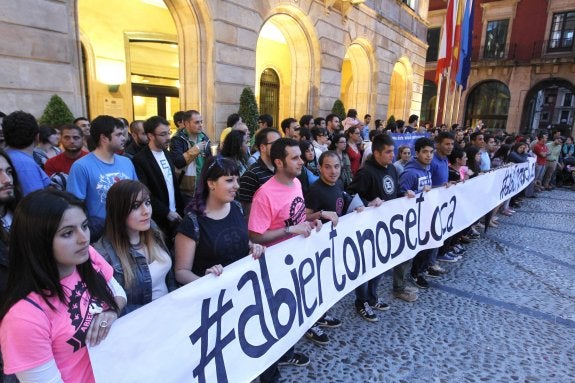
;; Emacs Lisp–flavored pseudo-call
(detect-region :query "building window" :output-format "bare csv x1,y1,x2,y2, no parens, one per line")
464,81,510,130
548,11,575,52
426,28,440,62
564,93,574,107
259,68,280,130
484,19,509,59
402,0,416,10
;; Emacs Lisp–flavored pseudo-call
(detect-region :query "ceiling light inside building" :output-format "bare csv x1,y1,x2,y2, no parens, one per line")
260,23,287,44
141,0,167,9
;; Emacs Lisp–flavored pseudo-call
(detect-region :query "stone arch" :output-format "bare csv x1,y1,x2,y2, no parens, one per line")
340,38,376,117
464,80,510,131
387,57,414,121
256,5,321,120
76,0,214,134
520,78,575,136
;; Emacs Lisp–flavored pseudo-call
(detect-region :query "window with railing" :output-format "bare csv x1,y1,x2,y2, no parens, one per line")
548,11,575,52
483,19,509,59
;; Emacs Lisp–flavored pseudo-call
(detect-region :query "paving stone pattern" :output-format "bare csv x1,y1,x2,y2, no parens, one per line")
276,189,575,383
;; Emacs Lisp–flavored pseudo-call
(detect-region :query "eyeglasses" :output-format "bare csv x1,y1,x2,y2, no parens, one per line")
264,139,278,146
207,155,225,172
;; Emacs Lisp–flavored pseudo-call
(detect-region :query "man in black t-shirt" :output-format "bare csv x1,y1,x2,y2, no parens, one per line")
347,134,417,323
304,151,348,343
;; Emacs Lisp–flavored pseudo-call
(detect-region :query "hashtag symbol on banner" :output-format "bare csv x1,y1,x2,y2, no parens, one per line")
190,290,235,383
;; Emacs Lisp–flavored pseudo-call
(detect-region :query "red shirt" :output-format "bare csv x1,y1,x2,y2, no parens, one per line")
44,151,88,176
532,142,548,166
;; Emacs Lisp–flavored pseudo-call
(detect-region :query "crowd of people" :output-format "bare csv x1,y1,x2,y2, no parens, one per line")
0,107,572,382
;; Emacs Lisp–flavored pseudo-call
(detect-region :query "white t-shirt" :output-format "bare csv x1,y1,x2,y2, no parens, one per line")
152,150,176,212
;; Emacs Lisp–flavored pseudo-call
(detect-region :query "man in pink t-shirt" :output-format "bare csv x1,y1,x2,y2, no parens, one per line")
248,137,321,383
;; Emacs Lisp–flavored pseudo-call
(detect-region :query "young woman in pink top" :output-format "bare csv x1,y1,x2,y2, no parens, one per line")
0,189,126,383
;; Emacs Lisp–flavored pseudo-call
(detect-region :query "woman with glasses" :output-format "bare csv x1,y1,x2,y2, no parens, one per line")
174,156,264,285
345,126,363,177
328,133,353,187
93,180,176,315
0,189,126,383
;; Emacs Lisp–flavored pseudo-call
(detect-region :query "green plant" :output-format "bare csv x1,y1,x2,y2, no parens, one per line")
39,94,75,127
331,99,346,122
238,87,259,137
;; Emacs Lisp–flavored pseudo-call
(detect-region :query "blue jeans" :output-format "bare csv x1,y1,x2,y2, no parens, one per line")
355,274,383,306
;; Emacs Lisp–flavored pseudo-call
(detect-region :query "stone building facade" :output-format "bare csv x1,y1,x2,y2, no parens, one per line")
425,0,575,136
0,0,430,139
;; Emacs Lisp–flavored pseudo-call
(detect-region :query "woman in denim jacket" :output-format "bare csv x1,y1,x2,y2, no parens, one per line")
94,180,176,315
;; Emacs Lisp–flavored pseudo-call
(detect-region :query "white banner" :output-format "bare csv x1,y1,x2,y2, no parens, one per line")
89,159,535,383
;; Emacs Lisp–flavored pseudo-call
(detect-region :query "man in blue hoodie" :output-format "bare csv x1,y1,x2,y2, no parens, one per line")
399,137,434,289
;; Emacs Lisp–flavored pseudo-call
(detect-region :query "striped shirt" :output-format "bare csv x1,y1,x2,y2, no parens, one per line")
239,158,274,202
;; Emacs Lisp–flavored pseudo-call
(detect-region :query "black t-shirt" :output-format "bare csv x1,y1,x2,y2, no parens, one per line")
305,179,347,218
177,202,249,275
347,158,399,203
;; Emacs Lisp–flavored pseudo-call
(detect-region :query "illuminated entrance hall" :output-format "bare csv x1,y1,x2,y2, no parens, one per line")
0,1,429,140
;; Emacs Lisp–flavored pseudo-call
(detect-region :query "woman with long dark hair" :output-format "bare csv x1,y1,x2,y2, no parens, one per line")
221,130,249,176
174,156,264,285
345,126,363,176
0,189,126,382
94,180,175,315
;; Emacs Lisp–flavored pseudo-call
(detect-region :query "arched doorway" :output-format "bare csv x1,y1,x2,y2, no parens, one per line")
464,81,510,131
77,0,211,130
340,41,374,117
421,80,437,124
387,58,413,121
521,78,575,136
255,10,318,121
259,68,280,129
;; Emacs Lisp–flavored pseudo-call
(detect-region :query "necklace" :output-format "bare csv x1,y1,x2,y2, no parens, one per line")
130,241,144,250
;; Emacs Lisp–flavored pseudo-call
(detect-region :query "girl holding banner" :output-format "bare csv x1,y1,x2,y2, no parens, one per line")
174,156,264,284
0,189,126,383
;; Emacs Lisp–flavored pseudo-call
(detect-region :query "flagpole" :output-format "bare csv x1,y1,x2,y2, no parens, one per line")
454,85,463,127
434,74,443,127
442,67,451,126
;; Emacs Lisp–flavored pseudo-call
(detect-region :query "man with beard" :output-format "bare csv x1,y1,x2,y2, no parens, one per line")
44,124,88,176
132,116,183,241
124,120,148,159
249,138,322,383
0,150,20,383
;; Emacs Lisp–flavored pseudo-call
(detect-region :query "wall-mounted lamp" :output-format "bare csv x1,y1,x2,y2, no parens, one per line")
96,57,126,93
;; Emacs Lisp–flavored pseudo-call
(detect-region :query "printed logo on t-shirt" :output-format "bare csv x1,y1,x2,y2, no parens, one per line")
96,172,131,203
383,175,395,195
335,197,344,216
417,175,431,192
285,196,306,227
66,280,106,352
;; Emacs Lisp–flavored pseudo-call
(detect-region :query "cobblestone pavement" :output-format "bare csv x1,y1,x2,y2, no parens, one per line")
276,189,575,383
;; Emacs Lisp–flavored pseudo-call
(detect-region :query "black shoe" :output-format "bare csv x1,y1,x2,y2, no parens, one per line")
356,301,378,322
278,352,310,367
316,315,342,328
411,275,429,289
305,325,330,345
